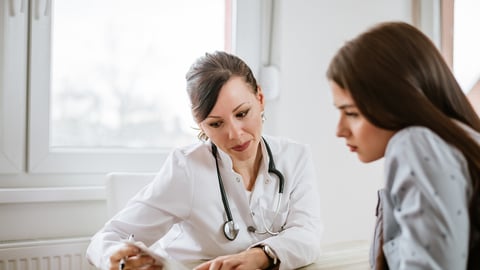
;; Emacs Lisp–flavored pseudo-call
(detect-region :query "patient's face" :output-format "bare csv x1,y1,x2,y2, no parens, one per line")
199,76,264,165
330,81,395,163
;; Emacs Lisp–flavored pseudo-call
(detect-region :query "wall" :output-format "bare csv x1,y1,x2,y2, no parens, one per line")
0,0,416,255
263,0,412,244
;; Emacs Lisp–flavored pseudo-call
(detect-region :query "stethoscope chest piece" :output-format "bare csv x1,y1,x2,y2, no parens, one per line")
223,220,239,241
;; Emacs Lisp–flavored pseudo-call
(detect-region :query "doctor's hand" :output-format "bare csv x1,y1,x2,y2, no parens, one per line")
109,243,162,270
193,247,270,270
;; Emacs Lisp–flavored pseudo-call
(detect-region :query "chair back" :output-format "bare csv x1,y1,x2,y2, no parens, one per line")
105,172,156,218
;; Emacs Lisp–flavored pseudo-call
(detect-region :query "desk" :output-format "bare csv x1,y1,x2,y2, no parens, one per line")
182,240,370,270
298,240,370,269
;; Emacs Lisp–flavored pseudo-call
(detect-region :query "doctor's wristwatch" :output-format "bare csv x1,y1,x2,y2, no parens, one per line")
255,244,279,269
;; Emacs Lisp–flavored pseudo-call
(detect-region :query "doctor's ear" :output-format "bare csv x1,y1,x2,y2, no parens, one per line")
256,87,265,106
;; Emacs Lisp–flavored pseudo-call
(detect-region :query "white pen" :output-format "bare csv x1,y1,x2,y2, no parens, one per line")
119,234,135,270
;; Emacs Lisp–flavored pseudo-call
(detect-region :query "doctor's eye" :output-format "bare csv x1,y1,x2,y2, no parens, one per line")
236,109,249,119
209,121,223,128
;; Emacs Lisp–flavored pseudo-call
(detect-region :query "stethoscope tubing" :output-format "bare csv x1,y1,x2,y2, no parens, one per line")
211,137,285,241
212,144,234,222
263,137,284,194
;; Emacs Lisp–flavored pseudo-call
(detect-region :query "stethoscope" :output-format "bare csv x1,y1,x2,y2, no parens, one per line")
211,137,285,241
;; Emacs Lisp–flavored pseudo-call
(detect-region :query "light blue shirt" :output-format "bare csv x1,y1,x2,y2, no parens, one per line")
378,123,480,269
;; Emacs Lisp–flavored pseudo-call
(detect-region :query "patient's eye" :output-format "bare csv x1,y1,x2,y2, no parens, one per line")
345,111,359,117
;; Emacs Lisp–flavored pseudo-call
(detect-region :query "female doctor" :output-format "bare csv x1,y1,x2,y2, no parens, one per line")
86,51,323,270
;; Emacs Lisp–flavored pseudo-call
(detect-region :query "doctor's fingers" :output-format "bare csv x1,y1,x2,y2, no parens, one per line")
194,256,250,270
109,244,141,270
110,244,140,261
110,254,159,270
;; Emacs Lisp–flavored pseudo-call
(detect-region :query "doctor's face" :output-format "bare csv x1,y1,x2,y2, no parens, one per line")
199,76,265,163
331,81,395,163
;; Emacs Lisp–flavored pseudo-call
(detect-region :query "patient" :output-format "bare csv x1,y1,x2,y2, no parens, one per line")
327,21,480,269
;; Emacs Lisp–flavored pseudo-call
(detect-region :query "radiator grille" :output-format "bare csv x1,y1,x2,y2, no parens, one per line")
0,238,96,270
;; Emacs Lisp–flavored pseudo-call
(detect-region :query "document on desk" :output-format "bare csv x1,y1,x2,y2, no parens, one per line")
124,240,189,270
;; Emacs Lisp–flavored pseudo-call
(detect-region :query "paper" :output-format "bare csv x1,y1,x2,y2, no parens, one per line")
124,240,190,270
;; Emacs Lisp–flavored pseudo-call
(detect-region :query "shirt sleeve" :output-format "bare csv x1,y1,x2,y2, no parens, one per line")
86,149,194,269
382,127,470,270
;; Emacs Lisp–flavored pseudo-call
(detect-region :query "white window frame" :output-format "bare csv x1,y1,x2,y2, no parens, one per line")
439,0,453,69
25,0,264,173
411,0,442,51
0,0,27,174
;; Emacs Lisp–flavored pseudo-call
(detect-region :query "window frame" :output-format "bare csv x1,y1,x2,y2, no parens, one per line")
25,0,264,173
440,0,453,68
0,0,27,174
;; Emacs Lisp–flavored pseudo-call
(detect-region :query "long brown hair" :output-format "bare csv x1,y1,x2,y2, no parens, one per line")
327,21,480,269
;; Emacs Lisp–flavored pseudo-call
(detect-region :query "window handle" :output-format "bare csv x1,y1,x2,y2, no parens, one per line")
8,0,26,16
34,0,51,19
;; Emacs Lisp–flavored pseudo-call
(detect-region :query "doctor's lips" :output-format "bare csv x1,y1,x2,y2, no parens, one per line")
232,141,250,151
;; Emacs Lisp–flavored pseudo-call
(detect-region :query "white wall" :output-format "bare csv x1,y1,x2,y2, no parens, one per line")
0,0,417,249
263,0,413,244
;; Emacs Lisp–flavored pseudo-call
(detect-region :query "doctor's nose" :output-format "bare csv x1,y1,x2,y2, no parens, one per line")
227,121,243,139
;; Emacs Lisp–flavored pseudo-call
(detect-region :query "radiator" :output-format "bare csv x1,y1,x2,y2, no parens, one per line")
0,238,97,270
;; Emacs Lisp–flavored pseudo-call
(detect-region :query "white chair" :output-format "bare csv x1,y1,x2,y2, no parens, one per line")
105,172,156,218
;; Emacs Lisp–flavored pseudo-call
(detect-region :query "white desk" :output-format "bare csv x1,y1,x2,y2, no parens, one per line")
298,240,370,269
182,240,370,270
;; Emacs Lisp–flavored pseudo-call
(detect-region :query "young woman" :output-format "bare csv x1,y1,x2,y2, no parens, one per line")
87,51,323,270
327,21,480,269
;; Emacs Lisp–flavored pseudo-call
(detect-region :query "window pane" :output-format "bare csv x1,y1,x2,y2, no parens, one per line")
51,0,228,149
453,0,480,93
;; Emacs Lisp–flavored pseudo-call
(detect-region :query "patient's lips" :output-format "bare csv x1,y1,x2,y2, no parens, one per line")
347,144,357,152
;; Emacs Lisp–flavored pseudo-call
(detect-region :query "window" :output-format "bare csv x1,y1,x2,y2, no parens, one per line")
437,0,480,113
436,0,480,94
1,0,265,174
51,0,227,149
452,0,480,93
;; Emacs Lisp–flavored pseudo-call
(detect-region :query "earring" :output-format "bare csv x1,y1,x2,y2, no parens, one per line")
196,128,208,141
261,111,266,122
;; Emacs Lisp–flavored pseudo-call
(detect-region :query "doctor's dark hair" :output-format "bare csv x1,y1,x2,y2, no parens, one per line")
185,51,259,139
327,21,480,269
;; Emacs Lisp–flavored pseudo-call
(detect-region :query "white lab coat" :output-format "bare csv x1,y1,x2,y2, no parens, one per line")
86,135,323,270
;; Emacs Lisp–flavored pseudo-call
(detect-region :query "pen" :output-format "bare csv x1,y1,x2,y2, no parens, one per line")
119,234,135,270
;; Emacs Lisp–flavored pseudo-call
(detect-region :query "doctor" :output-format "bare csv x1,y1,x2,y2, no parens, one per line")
86,51,323,270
